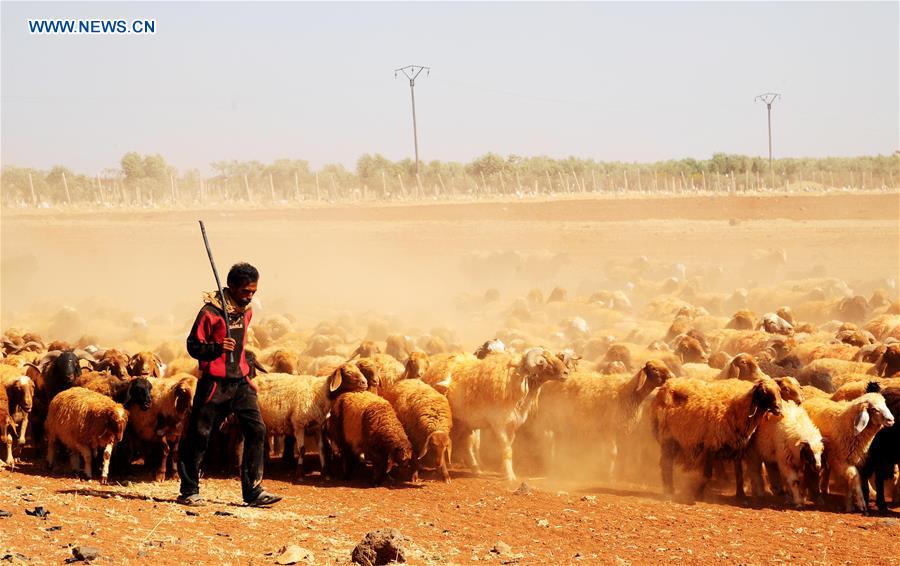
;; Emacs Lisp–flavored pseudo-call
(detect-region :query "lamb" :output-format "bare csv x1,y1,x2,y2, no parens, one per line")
4,375,35,448
266,349,302,374
379,379,452,482
801,393,895,512
348,340,382,359
745,401,824,507
716,353,767,381
127,375,197,481
94,349,131,378
326,390,413,485
424,347,569,481
758,313,795,336
401,351,430,380
651,377,783,500
385,334,414,361
532,360,674,477
726,310,757,330
255,364,368,480
45,387,129,483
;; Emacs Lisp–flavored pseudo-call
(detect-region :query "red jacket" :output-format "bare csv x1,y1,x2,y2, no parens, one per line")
186,293,252,379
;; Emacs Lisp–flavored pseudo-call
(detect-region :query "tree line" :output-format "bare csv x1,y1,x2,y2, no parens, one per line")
2,151,897,207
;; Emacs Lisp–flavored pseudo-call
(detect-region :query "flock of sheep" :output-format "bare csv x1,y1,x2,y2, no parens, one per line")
2,253,899,516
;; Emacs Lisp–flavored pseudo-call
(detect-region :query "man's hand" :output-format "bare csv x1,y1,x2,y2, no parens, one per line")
222,337,236,352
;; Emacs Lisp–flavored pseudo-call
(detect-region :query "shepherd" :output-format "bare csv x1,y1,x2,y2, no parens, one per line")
176,255,282,507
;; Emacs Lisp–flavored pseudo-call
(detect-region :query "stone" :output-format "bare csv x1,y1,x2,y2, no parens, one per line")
351,528,409,565
512,482,531,495
275,545,315,565
72,546,100,561
491,541,511,556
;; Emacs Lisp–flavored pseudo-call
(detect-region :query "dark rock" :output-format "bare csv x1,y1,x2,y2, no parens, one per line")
0,510,12,518
24,507,49,518
351,528,409,565
491,541,511,555
185,510,199,517
72,546,100,561
513,482,531,495
45,525,62,532
214,510,233,516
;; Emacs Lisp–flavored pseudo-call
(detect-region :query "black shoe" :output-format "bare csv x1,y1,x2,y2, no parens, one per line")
247,491,282,507
176,494,205,507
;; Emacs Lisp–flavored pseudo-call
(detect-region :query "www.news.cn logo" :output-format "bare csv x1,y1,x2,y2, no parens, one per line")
28,19,156,35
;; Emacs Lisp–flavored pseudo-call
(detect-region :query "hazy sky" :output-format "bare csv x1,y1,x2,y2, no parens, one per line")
1,1,897,175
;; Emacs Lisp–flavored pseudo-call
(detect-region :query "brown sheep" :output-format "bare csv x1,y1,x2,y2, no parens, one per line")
268,349,302,374
348,340,381,360
94,349,131,378
601,344,634,372
45,387,129,483
651,377,783,500
380,379,453,482
385,334,414,361
673,335,708,364
726,310,757,330
872,344,900,377
4,375,34,448
127,375,197,481
127,351,163,378
402,352,430,380
326,391,413,485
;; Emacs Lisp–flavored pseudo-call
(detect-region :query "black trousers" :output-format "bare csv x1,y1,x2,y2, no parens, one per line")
177,376,266,503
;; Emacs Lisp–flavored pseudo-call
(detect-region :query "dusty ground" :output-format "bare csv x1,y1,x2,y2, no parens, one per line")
1,191,899,564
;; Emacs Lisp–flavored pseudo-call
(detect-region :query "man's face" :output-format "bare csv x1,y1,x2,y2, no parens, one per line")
232,281,258,308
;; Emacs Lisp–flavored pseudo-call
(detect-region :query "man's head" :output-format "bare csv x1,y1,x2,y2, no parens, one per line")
227,262,259,308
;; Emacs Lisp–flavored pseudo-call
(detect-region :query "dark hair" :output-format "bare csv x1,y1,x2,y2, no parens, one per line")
227,262,259,288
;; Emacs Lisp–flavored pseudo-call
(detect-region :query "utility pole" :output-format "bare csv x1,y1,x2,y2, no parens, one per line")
755,92,781,188
395,64,430,176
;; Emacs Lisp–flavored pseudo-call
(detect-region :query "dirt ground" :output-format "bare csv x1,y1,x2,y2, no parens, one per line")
1,191,899,564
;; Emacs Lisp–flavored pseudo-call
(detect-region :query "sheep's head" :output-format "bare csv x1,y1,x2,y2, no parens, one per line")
96,349,130,378
353,359,380,392
853,393,895,433
173,378,197,417
125,378,153,410
635,360,674,395
748,379,782,419
598,361,628,375
402,352,430,380
473,339,505,359
724,353,761,381
726,310,756,330
774,376,804,404
9,376,34,413
874,344,900,378
522,347,569,383
388,441,413,476
417,431,452,469
602,344,633,371
244,350,268,379
107,405,129,443
348,340,380,360
328,363,369,398
707,351,730,369
128,351,163,378
675,336,707,363
556,349,581,373
48,350,92,391
798,439,823,477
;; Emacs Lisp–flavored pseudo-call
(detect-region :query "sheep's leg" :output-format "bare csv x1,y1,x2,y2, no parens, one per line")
493,422,517,482
79,446,93,480
460,429,481,476
439,447,451,484
694,454,714,501
292,424,307,482
873,464,890,513
660,440,677,496
843,466,865,513
100,443,113,485
734,457,746,500
45,434,57,470
778,462,803,508
3,434,13,466
156,439,169,482
16,415,29,446
745,452,766,498
765,461,785,496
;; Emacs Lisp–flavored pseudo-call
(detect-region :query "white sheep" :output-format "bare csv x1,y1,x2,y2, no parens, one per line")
745,401,824,507
423,347,569,481
255,364,368,480
801,392,895,512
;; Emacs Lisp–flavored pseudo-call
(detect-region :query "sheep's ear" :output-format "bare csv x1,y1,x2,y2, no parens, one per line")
418,433,435,461
634,366,648,393
127,354,139,373
174,385,191,414
328,367,343,393
524,348,545,370
854,407,870,434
